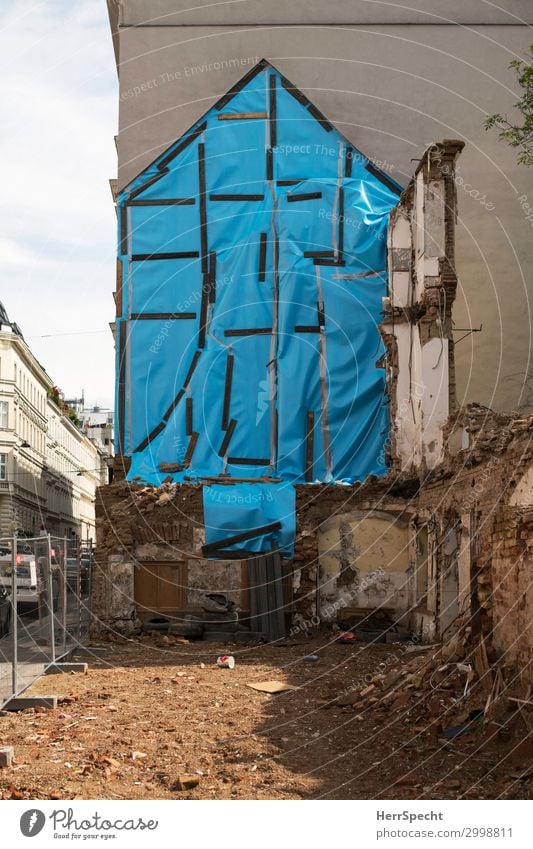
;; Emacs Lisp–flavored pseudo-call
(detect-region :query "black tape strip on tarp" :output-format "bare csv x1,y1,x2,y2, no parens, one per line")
287,192,322,203
365,161,402,196
317,301,326,328
163,390,185,423
222,353,234,430
345,147,354,178
224,328,272,337
294,326,321,333
227,457,270,466
133,420,166,455
183,350,202,388
117,322,127,455
280,74,309,107
198,142,208,274
128,173,165,202
201,520,281,556
266,147,273,181
277,179,306,186
210,194,265,202
218,418,237,457
304,250,335,258
183,431,199,466
120,206,127,255
164,433,199,470
306,102,333,132
131,251,199,262
157,123,207,171
269,74,277,148
313,257,346,267
259,233,267,282
213,59,268,111
119,121,205,200
338,187,345,257
198,279,209,348
161,349,202,422
129,312,197,320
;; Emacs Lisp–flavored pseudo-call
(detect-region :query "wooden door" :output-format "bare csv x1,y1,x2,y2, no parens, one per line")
134,561,187,621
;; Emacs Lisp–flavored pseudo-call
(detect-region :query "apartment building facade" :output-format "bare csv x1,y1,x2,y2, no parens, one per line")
0,303,106,542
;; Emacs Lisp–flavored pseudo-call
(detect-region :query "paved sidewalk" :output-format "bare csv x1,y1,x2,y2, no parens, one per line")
0,617,51,705
0,600,89,705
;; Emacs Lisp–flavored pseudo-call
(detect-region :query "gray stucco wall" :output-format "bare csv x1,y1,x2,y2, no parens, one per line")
108,1,533,412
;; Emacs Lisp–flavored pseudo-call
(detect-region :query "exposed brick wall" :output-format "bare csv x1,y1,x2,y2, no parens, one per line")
94,411,532,691
93,481,203,633
418,412,533,686
491,506,533,681
93,475,415,629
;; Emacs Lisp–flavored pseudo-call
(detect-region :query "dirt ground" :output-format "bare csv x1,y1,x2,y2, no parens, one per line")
0,635,531,800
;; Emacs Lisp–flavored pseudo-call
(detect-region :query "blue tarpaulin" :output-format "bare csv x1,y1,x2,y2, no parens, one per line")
115,60,401,552
203,483,296,557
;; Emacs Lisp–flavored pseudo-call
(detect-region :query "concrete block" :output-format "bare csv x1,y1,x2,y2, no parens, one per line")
4,696,57,711
71,646,108,658
0,747,14,767
45,662,88,675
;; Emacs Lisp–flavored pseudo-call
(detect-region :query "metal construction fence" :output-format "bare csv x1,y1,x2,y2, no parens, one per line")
0,534,92,707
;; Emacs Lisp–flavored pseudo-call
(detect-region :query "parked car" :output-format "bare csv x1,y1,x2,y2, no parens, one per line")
0,586,11,637
0,552,39,612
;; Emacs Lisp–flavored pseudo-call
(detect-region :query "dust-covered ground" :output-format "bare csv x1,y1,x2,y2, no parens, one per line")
0,636,530,800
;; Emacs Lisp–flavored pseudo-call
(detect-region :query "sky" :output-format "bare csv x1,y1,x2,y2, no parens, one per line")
0,1,118,408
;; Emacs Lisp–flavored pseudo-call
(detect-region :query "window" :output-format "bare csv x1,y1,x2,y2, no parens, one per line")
0,454,6,480
0,400,7,429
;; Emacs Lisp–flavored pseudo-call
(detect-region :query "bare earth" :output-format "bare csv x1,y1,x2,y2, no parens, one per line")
0,636,531,800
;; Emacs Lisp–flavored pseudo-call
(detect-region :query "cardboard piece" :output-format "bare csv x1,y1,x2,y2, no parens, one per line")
246,680,299,693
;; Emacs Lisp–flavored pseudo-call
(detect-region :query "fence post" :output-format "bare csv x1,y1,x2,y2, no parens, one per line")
85,540,93,641
76,542,81,644
47,534,55,665
11,533,18,697
62,537,68,656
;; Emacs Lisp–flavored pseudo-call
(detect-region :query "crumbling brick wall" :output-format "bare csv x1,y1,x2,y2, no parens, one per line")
383,139,464,476
93,475,416,632
94,410,532,695
93,481,203,633
491,505,533,681
417,408,533,687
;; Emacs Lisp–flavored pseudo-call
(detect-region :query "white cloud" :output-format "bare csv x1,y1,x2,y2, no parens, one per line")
0,0,118,407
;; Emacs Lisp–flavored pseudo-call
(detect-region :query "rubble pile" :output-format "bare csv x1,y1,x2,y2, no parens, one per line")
95,479,203,552
330,618,532,752
444,403,533,468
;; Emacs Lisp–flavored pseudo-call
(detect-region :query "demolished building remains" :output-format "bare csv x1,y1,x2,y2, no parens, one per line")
95,61,532,701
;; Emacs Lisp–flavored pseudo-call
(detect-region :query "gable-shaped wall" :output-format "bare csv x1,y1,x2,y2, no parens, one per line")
116,63,401,488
